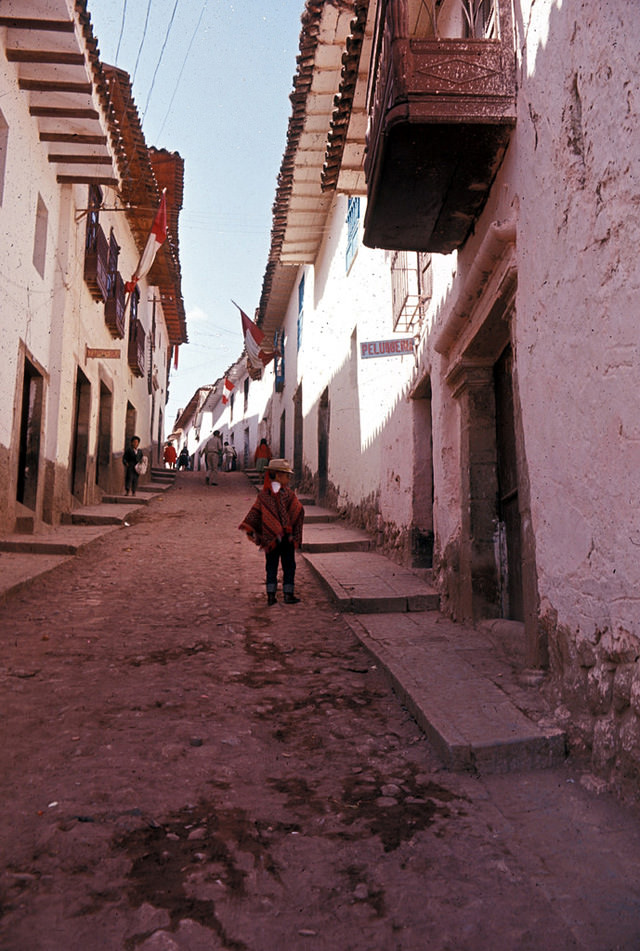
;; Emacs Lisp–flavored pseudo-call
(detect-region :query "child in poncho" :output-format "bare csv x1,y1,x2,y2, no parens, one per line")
239,458,304,605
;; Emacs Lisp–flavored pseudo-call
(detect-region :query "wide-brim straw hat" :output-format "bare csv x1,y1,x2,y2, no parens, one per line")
267,458,294,474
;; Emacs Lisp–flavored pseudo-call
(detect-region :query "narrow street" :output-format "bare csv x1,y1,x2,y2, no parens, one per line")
1,472,639,951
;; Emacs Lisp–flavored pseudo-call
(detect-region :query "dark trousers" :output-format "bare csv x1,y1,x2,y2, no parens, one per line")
124,466,139,494
265,540,296,594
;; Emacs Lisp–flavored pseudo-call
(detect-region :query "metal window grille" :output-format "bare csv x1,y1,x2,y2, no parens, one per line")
391,251,432,332
274,331,285,392
409,0,498,40
297,275,304,351
345,196,360,272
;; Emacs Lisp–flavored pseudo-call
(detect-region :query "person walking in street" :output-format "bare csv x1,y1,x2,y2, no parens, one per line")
163,442,177,469
254,438,272,473
204,430,223,485
177,446,190,470
222,442,237,472
123,435,143,496
239,458,304,605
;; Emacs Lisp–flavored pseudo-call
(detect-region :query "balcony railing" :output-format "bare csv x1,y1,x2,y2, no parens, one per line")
363,0,516,253
84,223,109,301
128,318,146,377
104,271,126,338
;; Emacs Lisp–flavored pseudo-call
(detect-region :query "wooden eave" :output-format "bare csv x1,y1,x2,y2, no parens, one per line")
257,0,358,340
103,66,187,347
322,0,370,194
0,0,122,187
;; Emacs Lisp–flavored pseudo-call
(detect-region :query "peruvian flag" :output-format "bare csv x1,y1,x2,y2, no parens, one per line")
221,378,235,404
126,190,168,293
232,301,276,369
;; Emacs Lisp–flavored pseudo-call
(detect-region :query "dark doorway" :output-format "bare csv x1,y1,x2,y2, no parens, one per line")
494,344,524,621
125,402,137,445
71,368,91,501
317,387,329,502
17,358,44,510
96,382,112,491
279,410,286,458
411,378,434,568
293,384,303,483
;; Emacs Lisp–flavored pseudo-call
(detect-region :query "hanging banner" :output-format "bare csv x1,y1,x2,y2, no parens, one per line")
360,338,414,359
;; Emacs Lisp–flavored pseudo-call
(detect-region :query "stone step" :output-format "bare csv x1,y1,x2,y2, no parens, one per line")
302,523,372,554
102,495,148,505
346,613,566,773
305,507,340,524
303,550,439,613
0,526,113,556
70,505,131,526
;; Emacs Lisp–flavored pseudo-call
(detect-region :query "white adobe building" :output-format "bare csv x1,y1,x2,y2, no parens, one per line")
0,1,187,532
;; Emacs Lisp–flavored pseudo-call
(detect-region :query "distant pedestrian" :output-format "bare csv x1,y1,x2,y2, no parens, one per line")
177,446,190,470
123,435,143,496
222,442,237,472
254,438,272,473
239,458,304,605
163,442,177,469
204,430,223,485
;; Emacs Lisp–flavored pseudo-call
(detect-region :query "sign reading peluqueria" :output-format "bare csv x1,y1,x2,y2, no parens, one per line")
360,338,414,359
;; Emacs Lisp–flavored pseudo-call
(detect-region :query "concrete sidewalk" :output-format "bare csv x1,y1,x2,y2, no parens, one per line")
302,550,565,775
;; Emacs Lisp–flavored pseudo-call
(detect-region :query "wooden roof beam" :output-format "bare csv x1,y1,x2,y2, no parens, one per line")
6,49,84,65
19,78,92,94
30,105,99,119
40,131,106,144
0,18,75,32
57,174,118,187
48,153,113,164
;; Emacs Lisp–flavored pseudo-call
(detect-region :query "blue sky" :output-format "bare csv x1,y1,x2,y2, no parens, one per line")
87,1,304,425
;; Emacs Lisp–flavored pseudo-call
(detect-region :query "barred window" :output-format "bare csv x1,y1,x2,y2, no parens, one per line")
345,196,360,272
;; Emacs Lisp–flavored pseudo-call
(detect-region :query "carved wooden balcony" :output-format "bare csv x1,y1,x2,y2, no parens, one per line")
128,319,146,376
84,223,109,301
104,271,126,338
363,0,516,253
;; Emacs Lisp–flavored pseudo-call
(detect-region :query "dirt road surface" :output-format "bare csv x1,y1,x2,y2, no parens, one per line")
1,473,639,950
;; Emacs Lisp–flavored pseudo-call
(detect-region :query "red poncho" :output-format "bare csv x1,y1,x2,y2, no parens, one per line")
239,482,304,553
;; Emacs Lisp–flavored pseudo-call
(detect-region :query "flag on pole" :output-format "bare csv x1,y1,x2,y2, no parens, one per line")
232,301,276,372
221,378,235,404
126,190,168,293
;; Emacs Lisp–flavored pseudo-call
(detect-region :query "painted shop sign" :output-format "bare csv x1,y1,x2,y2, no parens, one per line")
86,347,121,359
360,338,414,359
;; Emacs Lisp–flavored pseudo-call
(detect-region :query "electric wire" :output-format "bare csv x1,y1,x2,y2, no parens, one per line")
156,0,207,139
141,0,181,123
132,0,153,85
115,0,128,65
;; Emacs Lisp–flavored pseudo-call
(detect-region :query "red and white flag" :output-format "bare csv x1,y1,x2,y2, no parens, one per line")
126,190,168,293
232,301,276,371
221,378,235,404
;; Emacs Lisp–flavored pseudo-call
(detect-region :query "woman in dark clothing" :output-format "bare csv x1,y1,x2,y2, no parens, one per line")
123,435,143,496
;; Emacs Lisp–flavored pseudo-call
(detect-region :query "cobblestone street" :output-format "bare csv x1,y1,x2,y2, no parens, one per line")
1,473,640,950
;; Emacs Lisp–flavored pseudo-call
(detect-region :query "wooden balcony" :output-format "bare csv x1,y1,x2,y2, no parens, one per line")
104,271,126,338
84,223,109,301
363,0,516,253
128,319,146,377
